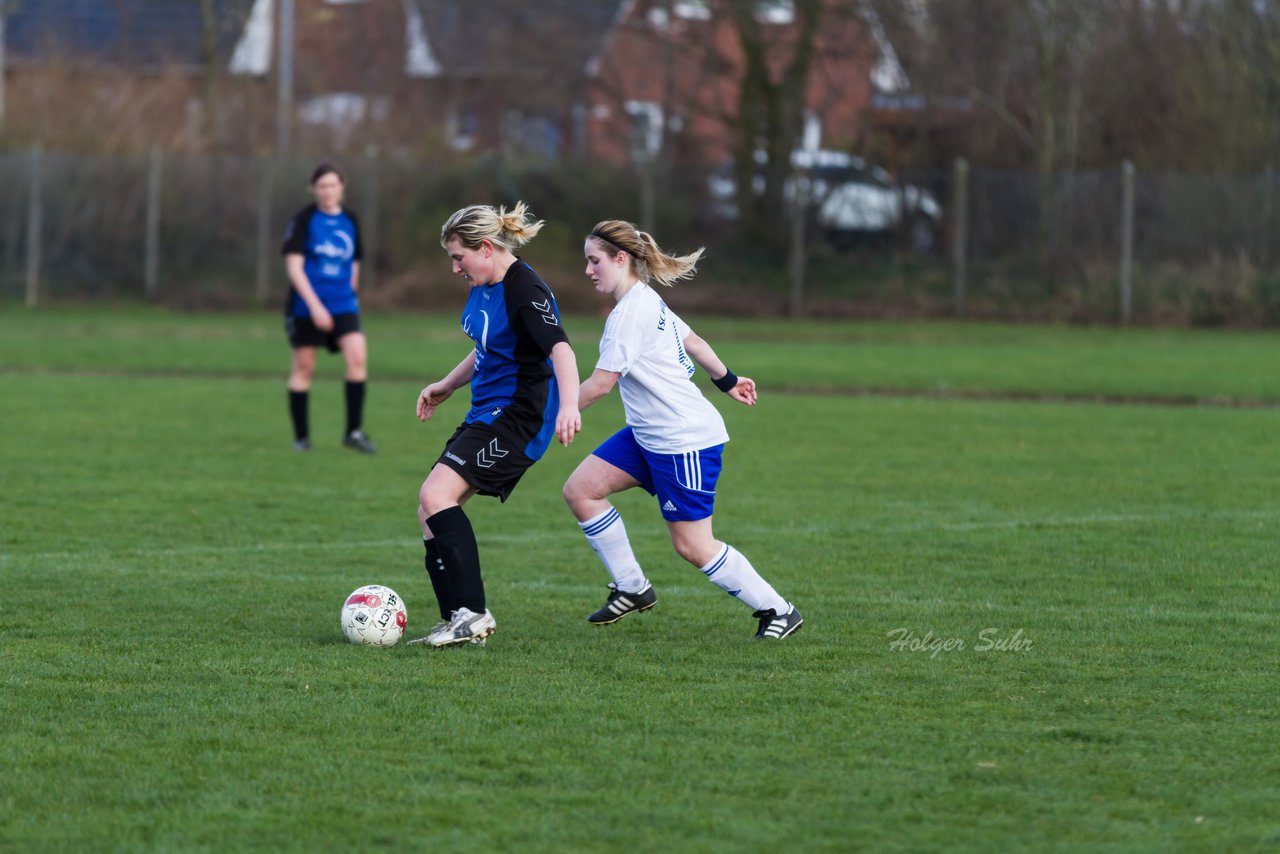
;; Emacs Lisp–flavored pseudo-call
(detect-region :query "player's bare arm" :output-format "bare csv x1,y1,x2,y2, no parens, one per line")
285,253,333,331
417,351,477,421
549,341,582,446
577,368,620,411
682,331,757,406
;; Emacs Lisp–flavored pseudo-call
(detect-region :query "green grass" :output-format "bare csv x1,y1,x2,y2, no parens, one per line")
2,306,1278,850
7,305,1280,401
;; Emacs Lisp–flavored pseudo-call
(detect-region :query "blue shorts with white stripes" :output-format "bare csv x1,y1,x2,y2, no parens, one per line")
591,427,723,522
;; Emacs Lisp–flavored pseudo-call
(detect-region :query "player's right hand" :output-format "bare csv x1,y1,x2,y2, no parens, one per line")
417,384,451,421
312,306,334,332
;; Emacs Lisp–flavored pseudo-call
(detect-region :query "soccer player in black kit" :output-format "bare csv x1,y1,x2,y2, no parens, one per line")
407,202,581,647
282,162,376,453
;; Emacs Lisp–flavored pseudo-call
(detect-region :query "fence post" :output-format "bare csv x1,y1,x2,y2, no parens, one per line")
144,147,163,300
3,181,17,285
1119,160,1135,327
1261,163,1274,269
255,154,274,304
0,11,7,136
24,145,42,307
788,173,808,318
362,144,379,293
951,157,968,317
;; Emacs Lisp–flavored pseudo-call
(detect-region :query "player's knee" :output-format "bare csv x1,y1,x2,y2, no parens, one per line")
671,530,718,567
562,475,585,509
674,544,702,566
419,483,446,517
669,533,700,565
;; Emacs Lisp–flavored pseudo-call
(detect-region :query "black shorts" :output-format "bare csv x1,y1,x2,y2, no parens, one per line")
436,415,545,502
285,312,362,353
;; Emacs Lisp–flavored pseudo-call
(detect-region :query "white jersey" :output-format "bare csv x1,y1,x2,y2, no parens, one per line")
596,283,729,454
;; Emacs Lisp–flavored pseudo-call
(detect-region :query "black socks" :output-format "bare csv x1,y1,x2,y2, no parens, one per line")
423,538,455,621
289,390,309,441
293,382,367,440
425,506,485,614
345,380,365,434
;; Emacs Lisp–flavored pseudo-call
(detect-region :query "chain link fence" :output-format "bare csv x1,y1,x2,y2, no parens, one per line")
2,149,1277,324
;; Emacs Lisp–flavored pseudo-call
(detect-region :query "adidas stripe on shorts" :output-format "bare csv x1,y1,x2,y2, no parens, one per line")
591,426,723,522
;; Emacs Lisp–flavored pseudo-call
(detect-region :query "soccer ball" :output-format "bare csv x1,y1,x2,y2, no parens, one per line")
340,584,407,647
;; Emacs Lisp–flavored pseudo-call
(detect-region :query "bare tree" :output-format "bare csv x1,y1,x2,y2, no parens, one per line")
727,0,825,244
199,0,224,152
885,0,1280,173
1176,0,1280,172
0,0,22,136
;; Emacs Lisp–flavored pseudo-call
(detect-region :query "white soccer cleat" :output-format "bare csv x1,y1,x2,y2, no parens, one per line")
423,607,497,647
406,619,450,645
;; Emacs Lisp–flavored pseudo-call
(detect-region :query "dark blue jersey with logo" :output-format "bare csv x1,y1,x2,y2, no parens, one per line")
461,260,569,460
281,204,363,317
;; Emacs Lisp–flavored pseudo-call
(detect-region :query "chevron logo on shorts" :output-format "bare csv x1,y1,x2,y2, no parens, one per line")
476,438,509,468
662,500,678,512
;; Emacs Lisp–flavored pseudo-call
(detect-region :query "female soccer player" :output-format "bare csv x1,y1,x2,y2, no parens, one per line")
282,162,376,453
563,220,802,640
409,202,581,647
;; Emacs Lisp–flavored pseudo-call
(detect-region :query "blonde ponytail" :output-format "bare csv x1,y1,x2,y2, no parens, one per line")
587,220,704,287
442,201,544,251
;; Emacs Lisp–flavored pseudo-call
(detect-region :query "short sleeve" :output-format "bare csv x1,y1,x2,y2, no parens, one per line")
596,307,643,375
281,207,311,256
507,276,569,357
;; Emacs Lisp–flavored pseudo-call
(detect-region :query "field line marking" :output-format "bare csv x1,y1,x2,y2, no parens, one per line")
3,508,1277,565
0,531,582,565
925,508,1280,532
6,365,1280,409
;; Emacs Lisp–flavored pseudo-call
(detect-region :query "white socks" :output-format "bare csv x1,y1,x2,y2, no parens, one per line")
700,544,788,613
579,507,650,594
579,510,786,613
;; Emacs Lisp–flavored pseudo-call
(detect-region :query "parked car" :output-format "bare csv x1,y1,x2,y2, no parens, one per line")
707,149,943,254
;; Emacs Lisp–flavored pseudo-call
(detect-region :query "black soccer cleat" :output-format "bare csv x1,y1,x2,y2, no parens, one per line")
292,438,312,452
342,430,377,454
753,605,803,639
588,583,657,624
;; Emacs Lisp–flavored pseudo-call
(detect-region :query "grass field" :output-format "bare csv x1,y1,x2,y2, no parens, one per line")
2,306,1278,851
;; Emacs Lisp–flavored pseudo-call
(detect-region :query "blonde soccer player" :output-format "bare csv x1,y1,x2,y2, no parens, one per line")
563,220,802,640
409,202,581,647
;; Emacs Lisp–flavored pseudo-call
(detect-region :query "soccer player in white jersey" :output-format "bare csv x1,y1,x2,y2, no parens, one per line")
562,220,802,640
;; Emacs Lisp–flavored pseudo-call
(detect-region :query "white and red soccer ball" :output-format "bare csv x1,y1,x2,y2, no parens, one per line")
340,585,407,647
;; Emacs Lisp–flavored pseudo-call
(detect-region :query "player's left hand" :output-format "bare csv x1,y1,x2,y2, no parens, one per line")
555,406,582,447
728,376,757,406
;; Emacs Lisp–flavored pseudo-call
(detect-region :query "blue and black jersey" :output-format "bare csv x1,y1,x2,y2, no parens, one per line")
281,203,363,317
461,260,569,460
